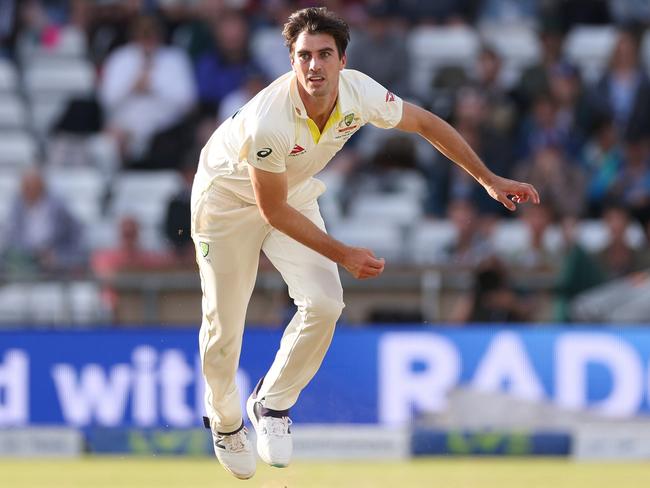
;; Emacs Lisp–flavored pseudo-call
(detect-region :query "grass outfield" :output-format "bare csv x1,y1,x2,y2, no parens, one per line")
2,457,650,488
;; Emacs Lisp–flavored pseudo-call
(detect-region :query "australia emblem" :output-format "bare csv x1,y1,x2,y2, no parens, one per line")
199,241,209,257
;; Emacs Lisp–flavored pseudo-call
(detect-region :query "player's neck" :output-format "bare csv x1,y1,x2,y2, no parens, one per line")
299,88,338,132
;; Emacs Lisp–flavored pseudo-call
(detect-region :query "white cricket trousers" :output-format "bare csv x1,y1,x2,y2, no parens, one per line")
191,183,344,433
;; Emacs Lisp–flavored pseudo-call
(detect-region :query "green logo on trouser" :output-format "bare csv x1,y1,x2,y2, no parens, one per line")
199,242,209,257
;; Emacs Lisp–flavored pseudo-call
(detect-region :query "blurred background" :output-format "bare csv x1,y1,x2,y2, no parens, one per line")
1,0,650,471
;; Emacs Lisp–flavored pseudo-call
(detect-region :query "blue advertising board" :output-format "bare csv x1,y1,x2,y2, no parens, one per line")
1,326,650,429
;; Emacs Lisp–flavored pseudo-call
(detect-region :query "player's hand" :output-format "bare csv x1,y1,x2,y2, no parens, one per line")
484,175,540,211
341,246,385,280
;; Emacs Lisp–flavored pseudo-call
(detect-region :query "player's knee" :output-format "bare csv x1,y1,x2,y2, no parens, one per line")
305,295,344,323
308,297,343,323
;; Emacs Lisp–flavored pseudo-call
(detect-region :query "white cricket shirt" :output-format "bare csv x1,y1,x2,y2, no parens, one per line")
193,69,403,207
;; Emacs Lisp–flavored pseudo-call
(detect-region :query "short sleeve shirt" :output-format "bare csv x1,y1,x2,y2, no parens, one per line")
193,69,403,206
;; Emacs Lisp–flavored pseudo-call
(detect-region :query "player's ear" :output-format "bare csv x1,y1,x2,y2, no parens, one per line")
340,52,346,70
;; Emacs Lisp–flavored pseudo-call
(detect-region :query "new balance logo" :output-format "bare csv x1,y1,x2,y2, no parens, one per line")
289,144,306,156
385,91,395,102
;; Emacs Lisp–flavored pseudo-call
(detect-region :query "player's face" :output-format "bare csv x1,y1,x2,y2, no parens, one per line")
291,31,346,100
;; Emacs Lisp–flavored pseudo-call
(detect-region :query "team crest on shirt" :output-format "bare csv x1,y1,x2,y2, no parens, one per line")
335,111,361,140
199,241,209,257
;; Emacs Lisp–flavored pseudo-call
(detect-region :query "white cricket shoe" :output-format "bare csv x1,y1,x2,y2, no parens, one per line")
246,381,293,468
204,417,256,480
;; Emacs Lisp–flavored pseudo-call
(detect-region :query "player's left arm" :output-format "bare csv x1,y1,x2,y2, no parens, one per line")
395,101,540,211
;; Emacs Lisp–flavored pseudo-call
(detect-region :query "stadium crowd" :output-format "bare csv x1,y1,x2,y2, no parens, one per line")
1,0,650,324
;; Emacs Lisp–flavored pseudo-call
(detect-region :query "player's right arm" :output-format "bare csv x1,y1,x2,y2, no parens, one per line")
248,165,385,279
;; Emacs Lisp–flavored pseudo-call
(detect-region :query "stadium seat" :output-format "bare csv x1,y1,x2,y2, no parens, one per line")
329,218,405,262
407,26,480,98
490,220,563,262
388,170,428,200
23,58,96,96
0,170,21,228
409,220,457,264
86,133,121,177
85,216,120,251
45,167,106,226
479,24,541,87
315,169,344,225
68,281,105,325
489,220,529,256
0,283,29,324
0,132,38,168
575,220,609,252
29,94,69,136
108,170,183,235
17,26,87,66
0,58,18,92
348,192,423,226
564,25,617,83
29,283,68,324
642,30,650,77
251,27,291,81
0,283,69,325
0,94,28,130
577,219,645,253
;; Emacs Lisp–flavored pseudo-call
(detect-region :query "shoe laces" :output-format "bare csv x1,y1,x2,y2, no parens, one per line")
217,427,250,453
260,416,292,437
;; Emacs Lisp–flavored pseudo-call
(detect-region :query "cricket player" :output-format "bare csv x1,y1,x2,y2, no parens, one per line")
191,7,539,479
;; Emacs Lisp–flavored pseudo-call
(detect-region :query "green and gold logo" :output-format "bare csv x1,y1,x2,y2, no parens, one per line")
199,241,209,257
344,113,355,127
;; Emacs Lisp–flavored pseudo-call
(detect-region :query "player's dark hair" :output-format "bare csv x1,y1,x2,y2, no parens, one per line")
282,7,350,58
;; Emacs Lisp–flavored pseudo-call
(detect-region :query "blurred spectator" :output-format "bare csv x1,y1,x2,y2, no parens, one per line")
553,216,605,321
14,0,84,62
442,198,494,267
92,215,173,277
166,0,224,61
589,26,650,141
638,216,650,270
472,45,516,136
195,9,264,113
548,62,591,155
476,0,538,27
396,0,475,25
346,4,410,97
450,257,531,323
0,0,18,56
517,93,579,161
81,0,144,65
515,24,568,112
608,136,650,223
508,202,559,272
217,67,267,123
580,116,623,217
341,132,421,211
163,156,196,262
1,168,85,276
99,14,197,163
541,0,611,31
514,143,586,218
92,215,174,312
596,202,647,279
428,87,513,215
608,0,650,25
